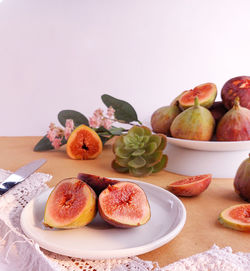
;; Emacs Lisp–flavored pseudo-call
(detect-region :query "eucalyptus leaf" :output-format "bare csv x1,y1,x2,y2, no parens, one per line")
101,94,140,124
33,135,54,151
34,135,67,152
58,110,89,127
109,126,126,136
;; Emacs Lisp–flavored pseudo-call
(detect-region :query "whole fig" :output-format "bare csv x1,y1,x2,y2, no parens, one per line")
170,97,215,141
221,76,250,110
234,154,250,201
151,103,181,136
209,101,228,124
216,97,250,141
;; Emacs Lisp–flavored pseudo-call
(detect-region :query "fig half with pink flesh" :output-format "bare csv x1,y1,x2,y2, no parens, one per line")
167,174,212,197
98,182,151,228
44,178,97,229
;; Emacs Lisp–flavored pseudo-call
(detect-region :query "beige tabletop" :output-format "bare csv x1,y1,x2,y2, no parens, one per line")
0,136,249,267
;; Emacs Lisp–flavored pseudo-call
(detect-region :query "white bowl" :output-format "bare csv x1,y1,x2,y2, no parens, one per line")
164,137,250,178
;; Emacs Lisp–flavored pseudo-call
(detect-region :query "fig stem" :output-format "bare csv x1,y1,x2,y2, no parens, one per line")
234,96,240,108
194,96,199,107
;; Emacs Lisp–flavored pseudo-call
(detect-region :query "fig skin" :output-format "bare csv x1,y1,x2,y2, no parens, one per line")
209,101,228,124
77,173,119,196
234,154,250,202
151,103,181,136
167,174,212,197
98,182,151,228
44,178,97,229
221,76,250,110
170,97,215,141
216,97,250,141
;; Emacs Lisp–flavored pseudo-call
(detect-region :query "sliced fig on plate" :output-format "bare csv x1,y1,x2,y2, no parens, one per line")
44,178,97,229
218,204,250,231
166,174,212,197
98,181,151,228
77,173,119,196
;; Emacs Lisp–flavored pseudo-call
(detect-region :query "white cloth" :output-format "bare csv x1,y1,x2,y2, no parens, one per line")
0,169,249,271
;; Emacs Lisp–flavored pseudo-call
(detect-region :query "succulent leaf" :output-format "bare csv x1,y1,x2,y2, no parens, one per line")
111,160,129,173
112,126,168,177
129,166,153,177
132,149,145,156
115,157,130,167
152,155,168,173
128,156,146,169
145,142,158,155
115,147,133,159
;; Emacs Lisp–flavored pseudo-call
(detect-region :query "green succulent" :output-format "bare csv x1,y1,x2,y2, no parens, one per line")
111,126,168,177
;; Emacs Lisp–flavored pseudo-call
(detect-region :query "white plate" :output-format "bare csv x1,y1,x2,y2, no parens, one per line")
167,137,250,152
20,178,186,259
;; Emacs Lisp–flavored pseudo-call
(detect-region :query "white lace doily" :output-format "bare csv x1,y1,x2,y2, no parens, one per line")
0,169,249,271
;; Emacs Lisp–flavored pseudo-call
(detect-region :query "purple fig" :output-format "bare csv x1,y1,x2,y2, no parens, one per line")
216,97,250,141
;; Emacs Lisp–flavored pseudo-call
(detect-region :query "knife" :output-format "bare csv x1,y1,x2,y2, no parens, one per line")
0,158,47,195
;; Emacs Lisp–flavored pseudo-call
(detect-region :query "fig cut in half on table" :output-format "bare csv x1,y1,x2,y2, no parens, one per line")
44,178,97,229
218,204,250,232
166,174,212,197
66,124,103,160
98,181,151,228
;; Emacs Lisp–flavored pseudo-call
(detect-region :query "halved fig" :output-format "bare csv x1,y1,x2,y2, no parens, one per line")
77,173,119,195
179,83,217,110
166,174,212,197
66,124,103,160
44,178,97,229
98,182,151,228
218,204,250,231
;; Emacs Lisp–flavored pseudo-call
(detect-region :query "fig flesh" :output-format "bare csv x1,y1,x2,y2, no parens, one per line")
98,182,151,228
170,97,215,141
179,82,217,110
216,97,250,141
151,104,181,136
66,124,103,160
77,173,119,196
221,76,250,110
166,174,212,197
234,154,250,201
218,204,250,231
44,178,97,229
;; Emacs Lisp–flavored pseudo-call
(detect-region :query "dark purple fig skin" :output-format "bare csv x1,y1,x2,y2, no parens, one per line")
221,76,250,110
209,101,228,124
234,154,250,202
77,173,119,196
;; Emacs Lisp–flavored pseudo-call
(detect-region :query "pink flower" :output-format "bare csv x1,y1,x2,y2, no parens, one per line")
64,119,74,140
65,119,74,130
51,138,62,149
107,106,115,118
89,116,102,128
93,108,104,118
102,118,113,130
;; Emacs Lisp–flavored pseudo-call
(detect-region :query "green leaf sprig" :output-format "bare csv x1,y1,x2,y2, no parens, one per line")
34,94,142,151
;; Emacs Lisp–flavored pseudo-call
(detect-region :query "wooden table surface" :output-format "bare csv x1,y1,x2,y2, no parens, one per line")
0,136,249,267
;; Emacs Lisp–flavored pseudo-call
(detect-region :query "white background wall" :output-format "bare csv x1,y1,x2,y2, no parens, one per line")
1,0,250,136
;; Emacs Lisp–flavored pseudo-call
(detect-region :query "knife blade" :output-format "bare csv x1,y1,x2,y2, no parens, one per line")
0,158,47,195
